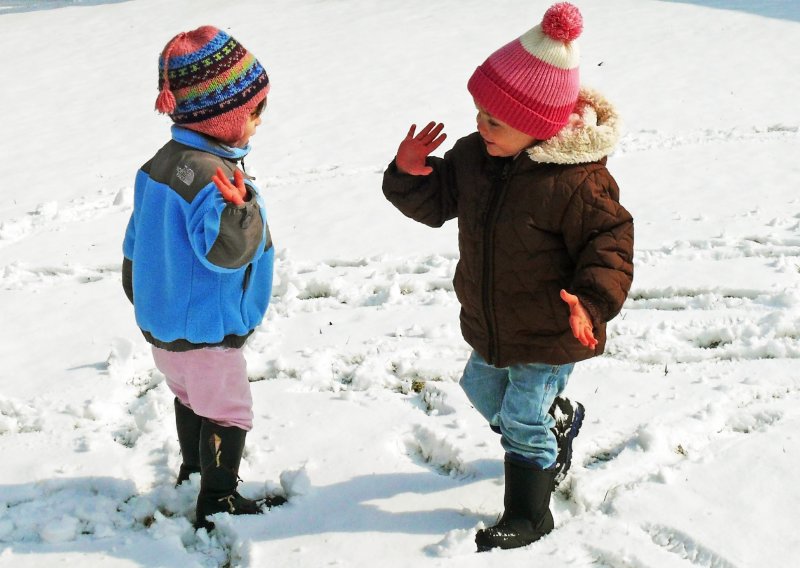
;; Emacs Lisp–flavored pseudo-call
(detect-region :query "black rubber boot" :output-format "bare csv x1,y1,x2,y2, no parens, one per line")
174,398,202,486
194,421,285,531
475,457,556,552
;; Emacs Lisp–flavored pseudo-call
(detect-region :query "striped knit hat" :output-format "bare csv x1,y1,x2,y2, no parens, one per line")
155,26,270,145
467,2,582,140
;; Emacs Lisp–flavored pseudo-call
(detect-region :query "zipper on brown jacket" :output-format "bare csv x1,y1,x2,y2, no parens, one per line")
481,159,513,365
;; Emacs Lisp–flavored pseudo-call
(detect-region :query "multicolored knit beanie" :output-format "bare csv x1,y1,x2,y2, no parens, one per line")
155,26,270,145
467,2,583,140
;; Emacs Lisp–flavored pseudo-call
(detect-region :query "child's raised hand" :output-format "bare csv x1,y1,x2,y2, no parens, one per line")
396,122,447,176
560,289,598,349
212,167,247,206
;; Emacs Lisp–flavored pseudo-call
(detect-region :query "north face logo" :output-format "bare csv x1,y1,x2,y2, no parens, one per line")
176,164,195,186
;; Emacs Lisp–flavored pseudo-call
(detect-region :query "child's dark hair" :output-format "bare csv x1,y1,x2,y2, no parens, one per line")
252,98,266,118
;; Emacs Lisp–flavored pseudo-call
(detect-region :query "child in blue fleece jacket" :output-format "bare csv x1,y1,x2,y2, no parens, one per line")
122,25,283,530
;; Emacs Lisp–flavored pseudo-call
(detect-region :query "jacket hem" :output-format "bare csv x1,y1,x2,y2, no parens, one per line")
142,330,252,352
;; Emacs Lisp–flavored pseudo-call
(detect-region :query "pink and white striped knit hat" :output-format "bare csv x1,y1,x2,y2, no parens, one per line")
467,2,583,140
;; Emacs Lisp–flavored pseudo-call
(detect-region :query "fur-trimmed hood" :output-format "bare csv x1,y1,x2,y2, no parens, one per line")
526,87,621,165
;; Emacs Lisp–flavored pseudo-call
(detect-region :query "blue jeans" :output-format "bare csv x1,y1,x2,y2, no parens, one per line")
459,350,574,469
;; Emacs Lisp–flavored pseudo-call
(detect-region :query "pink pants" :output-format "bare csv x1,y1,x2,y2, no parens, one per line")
152,346,254,431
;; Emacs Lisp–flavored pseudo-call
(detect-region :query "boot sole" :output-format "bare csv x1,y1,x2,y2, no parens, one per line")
194,493,287,531
554,401,585,488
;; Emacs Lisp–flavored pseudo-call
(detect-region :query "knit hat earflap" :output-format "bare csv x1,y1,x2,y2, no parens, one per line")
156,26,270,145
467,2,583,140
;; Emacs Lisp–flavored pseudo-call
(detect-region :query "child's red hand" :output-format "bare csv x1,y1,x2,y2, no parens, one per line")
396,122,447,175
560,289,598,349
212,167,247,206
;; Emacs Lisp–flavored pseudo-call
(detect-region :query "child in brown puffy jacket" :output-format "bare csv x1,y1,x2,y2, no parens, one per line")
382,2,633,552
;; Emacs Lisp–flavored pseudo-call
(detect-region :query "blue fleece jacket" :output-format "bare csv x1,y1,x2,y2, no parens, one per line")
122,126,273,350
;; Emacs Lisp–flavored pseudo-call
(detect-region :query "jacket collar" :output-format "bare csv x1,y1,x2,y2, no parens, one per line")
171,125,251,161
526,87,621,165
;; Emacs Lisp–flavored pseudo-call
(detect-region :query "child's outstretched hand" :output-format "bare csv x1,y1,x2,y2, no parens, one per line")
396,122,447,175
560,289,598,349
212,167,247,206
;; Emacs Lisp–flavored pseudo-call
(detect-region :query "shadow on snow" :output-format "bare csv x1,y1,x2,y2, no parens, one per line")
0,459,505,565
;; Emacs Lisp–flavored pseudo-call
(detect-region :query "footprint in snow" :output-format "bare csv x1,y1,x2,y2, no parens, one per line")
404,424,471,478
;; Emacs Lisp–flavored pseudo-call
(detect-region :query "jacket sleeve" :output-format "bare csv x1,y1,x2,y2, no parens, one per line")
122,213,135,304
122,258,134,304
186,180,267,272
382,152,459,228
561,168,634,325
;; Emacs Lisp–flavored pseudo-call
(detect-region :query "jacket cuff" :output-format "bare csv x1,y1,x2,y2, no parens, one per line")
578,294,604,328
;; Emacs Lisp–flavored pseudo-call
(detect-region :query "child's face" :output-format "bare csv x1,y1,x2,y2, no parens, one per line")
474,101,537,157
232,98,266,148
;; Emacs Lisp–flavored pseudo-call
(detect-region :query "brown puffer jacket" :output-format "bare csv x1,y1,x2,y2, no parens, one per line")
383,88,633,367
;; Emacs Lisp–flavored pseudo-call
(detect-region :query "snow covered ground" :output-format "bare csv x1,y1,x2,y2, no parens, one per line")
1,0,799,566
